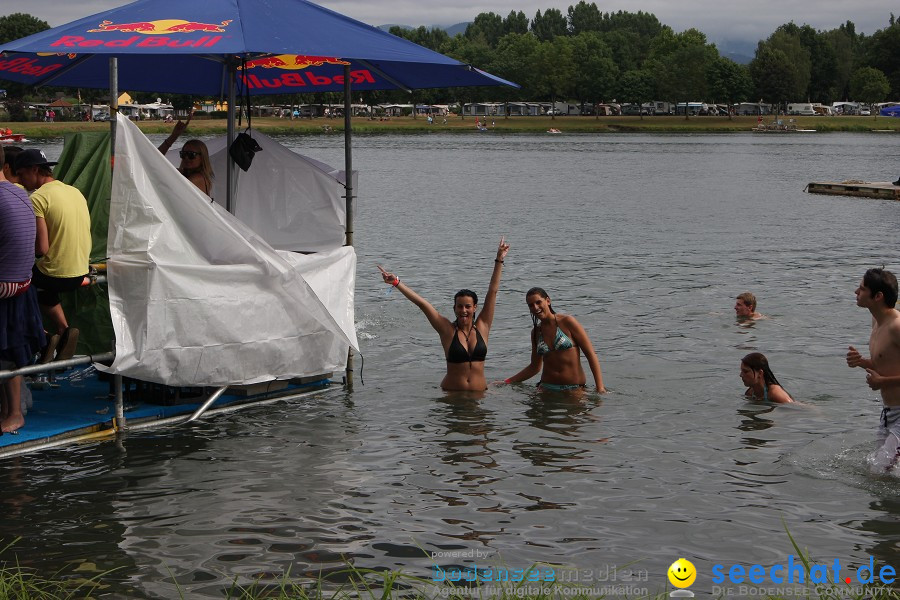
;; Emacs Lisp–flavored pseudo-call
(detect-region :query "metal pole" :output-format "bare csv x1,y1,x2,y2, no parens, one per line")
226,59,237,214
114,374,126,431
184,386,229,423
109,58,117,168
343,66,354,390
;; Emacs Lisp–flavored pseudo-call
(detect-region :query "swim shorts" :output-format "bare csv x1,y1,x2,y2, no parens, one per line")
872,406,900,472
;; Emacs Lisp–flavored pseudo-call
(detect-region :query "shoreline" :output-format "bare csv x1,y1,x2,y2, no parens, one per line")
1,115,897,138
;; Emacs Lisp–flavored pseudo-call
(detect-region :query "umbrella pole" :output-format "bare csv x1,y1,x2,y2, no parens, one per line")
343,66,354,390
109,57,126,432
226,59,237,214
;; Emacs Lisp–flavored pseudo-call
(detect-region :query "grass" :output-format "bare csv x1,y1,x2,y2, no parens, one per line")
1,115,898,138
0,538,110,599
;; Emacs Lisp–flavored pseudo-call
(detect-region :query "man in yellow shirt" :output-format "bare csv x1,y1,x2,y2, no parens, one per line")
15,149,91,360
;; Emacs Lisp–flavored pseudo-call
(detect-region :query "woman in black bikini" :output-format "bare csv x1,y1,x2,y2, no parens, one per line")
378,237,509,391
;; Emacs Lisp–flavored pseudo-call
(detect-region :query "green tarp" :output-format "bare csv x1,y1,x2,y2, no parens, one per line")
53,131,114,355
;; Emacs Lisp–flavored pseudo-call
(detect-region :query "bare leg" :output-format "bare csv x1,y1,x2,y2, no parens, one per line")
1,375,25,433
41,303,68,336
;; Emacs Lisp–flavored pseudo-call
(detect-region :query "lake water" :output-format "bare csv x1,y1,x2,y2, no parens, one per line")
3,130,899,598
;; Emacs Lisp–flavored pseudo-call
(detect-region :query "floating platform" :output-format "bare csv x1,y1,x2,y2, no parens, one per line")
0,362,334,458
804,180,900,200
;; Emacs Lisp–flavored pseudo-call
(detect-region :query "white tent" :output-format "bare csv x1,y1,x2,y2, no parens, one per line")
100,115,358,386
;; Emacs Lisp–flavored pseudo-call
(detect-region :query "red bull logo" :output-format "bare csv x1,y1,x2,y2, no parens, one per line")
87,19,232,34
240,69,374,90
239,54,352,71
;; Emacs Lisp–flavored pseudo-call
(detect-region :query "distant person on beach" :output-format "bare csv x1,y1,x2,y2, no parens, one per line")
740,353,794,403
157,112,214,197
0,146,46,433
846,268,900,471
735,292,764,320
377,237,509,391
503,287,606,393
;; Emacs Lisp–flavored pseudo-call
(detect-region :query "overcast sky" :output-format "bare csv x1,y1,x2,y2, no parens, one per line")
11,0,898,46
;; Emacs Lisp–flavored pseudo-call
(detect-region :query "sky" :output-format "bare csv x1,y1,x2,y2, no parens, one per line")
10,0,898,47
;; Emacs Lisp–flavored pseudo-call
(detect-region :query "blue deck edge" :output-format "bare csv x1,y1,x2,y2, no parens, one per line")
1,365,334,455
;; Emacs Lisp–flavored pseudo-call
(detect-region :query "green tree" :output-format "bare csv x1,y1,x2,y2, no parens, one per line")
749,45,796,108
0,12,48,43
850,67,890,110
465,12,504,47
532,37,576,112
0,12,50,121
502,11,529,36
707,57,752,119
568,1,602,35
617,69,655,114
531,8,567,42
824,24,858,101
490,33,541,113
863,17,900,97
569,32,618,112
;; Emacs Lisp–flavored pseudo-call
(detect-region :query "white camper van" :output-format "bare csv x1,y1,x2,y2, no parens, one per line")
787,103,816,116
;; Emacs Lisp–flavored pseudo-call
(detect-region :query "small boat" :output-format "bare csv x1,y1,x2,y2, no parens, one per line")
0,132,28,143
547,128,561,134
805,180,900,200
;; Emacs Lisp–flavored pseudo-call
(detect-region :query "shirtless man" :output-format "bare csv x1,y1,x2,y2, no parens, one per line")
734,292,763,320
846,268,900,471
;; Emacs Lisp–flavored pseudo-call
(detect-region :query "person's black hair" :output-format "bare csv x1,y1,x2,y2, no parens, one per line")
863,268,898,308
454,289,478,306
742,352,783,389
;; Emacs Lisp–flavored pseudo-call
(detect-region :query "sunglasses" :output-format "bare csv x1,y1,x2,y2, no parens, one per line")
179,150,201,159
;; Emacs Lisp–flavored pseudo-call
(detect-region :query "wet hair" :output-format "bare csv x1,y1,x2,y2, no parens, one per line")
863,268,898,308
454,289,478,306
736,292,756,311
741,352,783,389
179,139,214,194
526,286,557,330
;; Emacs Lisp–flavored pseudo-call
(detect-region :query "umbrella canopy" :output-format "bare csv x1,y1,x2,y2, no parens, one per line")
0,0,516,95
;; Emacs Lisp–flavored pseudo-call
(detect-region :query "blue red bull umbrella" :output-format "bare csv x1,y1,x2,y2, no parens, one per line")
0,0,516,94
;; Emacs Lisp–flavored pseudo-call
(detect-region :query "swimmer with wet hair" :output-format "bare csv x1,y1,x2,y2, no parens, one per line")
740,352,793,403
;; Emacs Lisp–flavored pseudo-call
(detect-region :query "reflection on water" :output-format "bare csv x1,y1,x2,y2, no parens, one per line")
4,132,900,597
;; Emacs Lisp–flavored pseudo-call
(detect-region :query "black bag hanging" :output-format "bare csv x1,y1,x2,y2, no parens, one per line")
229,59,262,171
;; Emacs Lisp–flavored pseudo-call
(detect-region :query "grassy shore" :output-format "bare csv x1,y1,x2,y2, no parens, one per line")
1,115,898,138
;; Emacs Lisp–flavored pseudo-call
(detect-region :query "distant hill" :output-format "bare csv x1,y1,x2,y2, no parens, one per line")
378,22,471,36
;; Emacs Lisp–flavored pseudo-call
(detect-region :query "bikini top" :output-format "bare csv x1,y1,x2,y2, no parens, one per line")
536,323,575,355
446,324,487,363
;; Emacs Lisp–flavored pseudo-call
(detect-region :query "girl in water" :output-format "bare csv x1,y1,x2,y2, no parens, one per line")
503,287,606,393
740,352,794,403
378,237,509,391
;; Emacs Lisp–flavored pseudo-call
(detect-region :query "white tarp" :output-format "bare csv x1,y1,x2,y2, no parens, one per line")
100,114,358,386
163,130,354,253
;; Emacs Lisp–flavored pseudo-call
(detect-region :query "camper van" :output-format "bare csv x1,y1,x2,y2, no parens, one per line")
787,103,816,116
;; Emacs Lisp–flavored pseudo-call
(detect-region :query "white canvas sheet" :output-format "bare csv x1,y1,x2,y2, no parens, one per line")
164,131,354,253
100,114,358,386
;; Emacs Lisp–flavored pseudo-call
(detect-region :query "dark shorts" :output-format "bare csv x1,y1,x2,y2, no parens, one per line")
31,266,87,307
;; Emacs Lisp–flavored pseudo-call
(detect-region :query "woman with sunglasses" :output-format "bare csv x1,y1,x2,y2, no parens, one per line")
158,112,214,197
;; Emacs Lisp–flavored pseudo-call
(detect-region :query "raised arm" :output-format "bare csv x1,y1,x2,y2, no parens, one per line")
476,237,510,331
158,111,193,154
564,315,606,393
378,265,451,335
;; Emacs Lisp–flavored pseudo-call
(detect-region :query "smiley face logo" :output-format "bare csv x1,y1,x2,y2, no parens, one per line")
667,558,696,588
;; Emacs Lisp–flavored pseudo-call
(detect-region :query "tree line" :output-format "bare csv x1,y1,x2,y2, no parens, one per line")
2,6,899,116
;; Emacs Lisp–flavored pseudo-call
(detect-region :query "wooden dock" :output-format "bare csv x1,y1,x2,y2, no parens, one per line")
804,180,900,200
